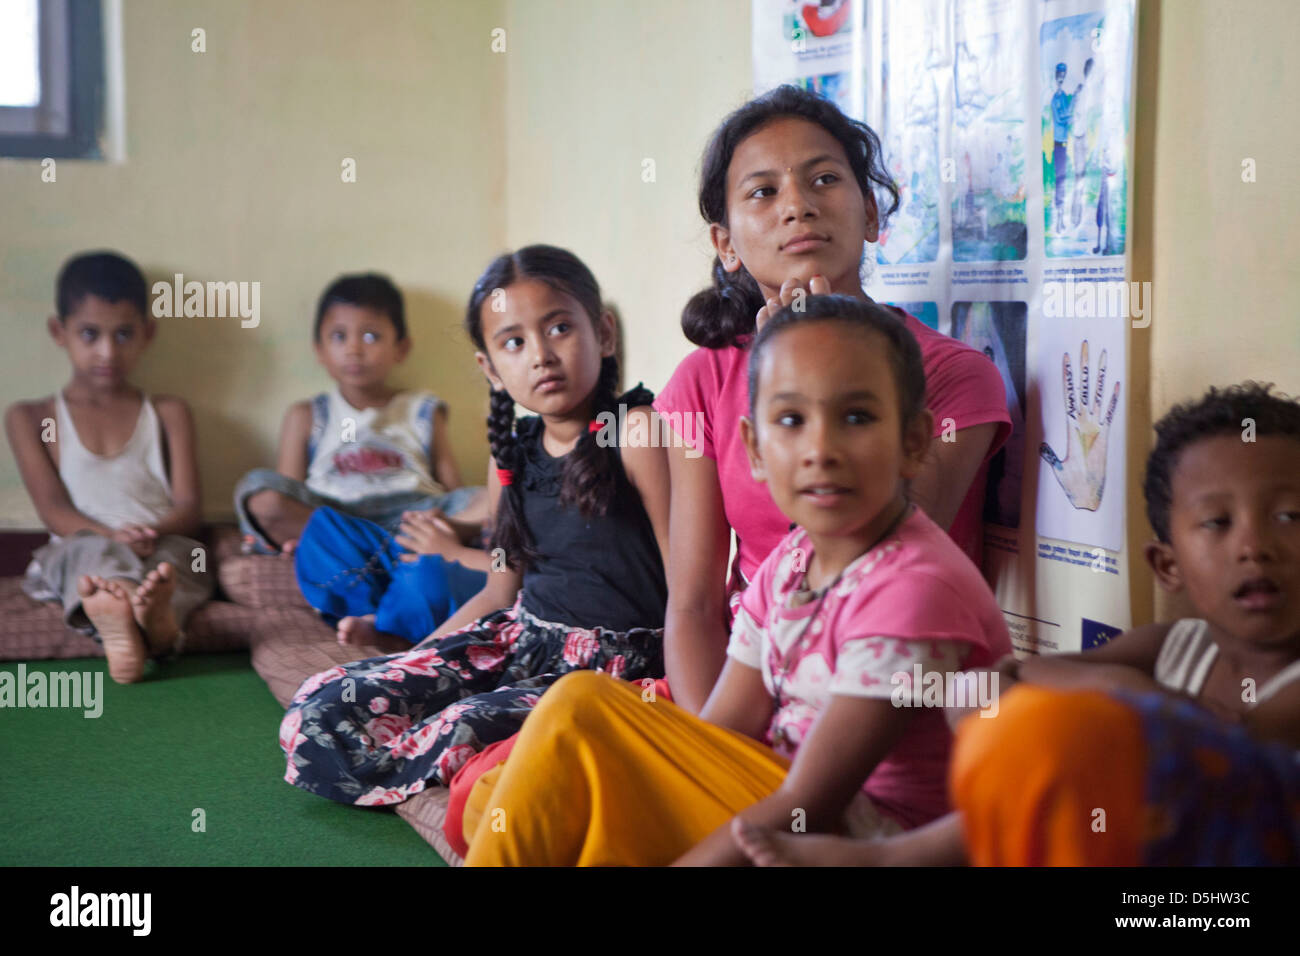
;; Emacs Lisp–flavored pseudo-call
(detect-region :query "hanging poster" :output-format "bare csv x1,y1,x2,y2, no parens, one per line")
754,0,1140,655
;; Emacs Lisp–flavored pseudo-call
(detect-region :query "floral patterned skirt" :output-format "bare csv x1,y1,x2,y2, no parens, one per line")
279,594,664,806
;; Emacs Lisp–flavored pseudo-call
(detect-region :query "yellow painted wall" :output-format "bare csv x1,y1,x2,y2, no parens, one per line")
500,0,753,401
0,0,507,526
1132,0,1300,622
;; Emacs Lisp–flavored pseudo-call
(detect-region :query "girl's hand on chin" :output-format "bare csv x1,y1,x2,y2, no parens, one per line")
755,274,833,330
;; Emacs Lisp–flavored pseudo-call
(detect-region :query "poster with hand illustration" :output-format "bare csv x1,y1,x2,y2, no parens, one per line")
755,0,1139,653
1035,313,1126,552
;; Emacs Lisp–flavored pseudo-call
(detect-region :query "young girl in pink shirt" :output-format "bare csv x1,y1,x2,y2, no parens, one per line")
656,84,1011,712
463,295,1012,866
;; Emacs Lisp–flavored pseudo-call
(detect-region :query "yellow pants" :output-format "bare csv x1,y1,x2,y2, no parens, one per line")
464,670,791,866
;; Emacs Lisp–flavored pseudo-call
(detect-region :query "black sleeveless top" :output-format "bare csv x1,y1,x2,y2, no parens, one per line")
515,386,667,632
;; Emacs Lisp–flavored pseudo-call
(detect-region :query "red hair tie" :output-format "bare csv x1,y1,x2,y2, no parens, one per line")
496,468,514,487
588,419,604,434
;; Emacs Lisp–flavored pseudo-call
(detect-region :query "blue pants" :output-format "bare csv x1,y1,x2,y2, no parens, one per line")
293,506,486,643
233,466,482,554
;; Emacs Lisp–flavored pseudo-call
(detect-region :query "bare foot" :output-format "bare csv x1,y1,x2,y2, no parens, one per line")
131,562,179,654
81,575,148,684
337,615,410,653
730,817,885,867
281,538,298,556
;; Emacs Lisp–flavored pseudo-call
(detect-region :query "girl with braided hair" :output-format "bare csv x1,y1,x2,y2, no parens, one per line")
279,245,670,807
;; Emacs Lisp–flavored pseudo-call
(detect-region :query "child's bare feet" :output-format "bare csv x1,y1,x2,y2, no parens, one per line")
131,562,179,654
337,615,409,653
730,817,886,867
80,575,147,684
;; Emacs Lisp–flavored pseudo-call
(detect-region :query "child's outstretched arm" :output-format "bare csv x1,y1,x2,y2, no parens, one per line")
698,658,781,743
414,459,521,644
1015,622,1172,696
5,399,114,538
428,405,464,491
676,684,914,866
148,395,202,538
274,400,312,481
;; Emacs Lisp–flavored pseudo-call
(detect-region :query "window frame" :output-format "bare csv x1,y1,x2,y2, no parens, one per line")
0,0,104,159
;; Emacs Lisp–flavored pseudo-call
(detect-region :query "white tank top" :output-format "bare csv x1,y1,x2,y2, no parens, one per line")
52,390,174,540
1154,618,1300,705
304,387,447,502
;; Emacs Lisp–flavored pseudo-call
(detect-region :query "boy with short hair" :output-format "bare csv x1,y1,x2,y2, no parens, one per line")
730,381,1300,866
233,272,484,554
6,250,215,684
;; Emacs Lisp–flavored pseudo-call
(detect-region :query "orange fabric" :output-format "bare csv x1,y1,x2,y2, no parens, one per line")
950,684,1147,866
461,763,507,852
446,677,674,858
465,671,786,866
444,736,519,859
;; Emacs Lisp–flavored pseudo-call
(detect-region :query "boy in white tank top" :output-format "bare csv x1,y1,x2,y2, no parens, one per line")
6,252,214,684
232,274,486,555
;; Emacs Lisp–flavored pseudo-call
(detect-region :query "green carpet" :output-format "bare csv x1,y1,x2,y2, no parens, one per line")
0,653,446,866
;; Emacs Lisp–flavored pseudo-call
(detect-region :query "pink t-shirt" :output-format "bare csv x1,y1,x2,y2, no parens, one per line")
654,308,1011,585
727,506,1013,829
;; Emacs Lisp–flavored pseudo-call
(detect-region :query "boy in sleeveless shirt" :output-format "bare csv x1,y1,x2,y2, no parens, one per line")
232,273,485,554
6,251,215,684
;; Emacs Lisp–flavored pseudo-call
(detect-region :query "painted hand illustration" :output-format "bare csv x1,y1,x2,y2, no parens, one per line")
1039,340,1119,511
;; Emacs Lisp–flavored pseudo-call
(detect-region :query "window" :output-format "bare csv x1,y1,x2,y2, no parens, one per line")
0,0,104,159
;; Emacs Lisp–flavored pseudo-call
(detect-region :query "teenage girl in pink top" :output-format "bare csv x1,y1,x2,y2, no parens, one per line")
656,85,1012,711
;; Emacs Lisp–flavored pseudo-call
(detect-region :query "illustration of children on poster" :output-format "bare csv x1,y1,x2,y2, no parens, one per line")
1040,2,1133,257
876,2,943,264
952,0,1027,261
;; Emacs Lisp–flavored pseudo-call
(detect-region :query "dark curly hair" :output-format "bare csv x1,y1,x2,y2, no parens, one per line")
747,295,926,435
464,245,623,570
682,85,900,350
1143,382,1300,543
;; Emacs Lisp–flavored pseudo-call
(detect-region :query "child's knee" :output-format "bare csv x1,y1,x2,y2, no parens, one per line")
247,488,291,524
532,670,626,732
951,685,1134,804
300,504,345,537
